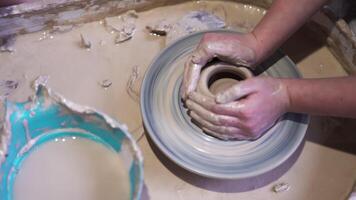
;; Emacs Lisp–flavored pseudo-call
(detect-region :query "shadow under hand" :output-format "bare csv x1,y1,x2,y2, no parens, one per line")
306,116,356,155
254,23,327,76
281,24,327,64
253,50,285,75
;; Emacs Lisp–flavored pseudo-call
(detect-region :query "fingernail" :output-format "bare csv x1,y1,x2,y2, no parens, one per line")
190,111,198,119
187,85,195,96
186,100,193,109
191,54,201,64
180,87,186,100
216,93,227,104
188,92,196,99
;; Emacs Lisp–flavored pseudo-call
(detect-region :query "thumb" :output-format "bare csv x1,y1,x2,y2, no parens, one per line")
194,39,256,68
191,47,213,67
216,80,255,104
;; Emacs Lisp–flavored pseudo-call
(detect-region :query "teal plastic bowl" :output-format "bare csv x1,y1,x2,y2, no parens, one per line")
0,83,143,200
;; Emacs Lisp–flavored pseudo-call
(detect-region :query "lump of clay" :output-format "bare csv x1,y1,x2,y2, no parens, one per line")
80,33,91,49
146,20,172,36
166,11,225,44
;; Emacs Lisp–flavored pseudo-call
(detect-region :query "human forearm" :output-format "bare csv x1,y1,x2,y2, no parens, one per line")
282,76,356,118
252,0,328,62
0,0,27,7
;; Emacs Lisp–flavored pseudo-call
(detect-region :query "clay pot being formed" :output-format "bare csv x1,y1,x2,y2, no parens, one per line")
196,62,254,140
197,63,253,98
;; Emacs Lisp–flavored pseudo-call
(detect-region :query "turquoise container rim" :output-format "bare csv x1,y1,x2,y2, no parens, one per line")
0,83,144,200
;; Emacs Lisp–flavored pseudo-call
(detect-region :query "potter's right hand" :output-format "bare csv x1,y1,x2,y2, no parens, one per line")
186,77,290,140
181,32,260,100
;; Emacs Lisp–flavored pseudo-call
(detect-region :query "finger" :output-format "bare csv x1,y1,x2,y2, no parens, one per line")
195,39,255,67
190,111,249,140
189,92,244,117
182,58,203,100
181,58,191,100
182,33,220,99
186,100,243,128
216,79,256,104
190,46,214,66
201,127,248,141
215,43,255,67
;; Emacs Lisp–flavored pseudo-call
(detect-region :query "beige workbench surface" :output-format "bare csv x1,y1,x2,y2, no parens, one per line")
1,1,355,200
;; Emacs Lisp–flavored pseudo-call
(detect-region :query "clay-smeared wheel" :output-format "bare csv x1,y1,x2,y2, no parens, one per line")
141,30,309,179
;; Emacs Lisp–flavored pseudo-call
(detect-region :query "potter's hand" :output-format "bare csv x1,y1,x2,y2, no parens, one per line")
181,32,259,100
186,77,290,140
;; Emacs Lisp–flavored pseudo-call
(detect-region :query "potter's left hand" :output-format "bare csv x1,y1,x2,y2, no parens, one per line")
181,33,260,100
186,77,290,140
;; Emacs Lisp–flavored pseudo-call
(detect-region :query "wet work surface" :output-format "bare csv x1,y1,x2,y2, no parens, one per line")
1,1,356,200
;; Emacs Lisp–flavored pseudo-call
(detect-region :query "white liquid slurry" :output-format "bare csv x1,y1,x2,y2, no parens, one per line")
13,137,130,200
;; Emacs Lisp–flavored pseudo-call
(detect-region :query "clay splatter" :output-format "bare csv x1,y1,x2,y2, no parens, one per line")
80,33,91,49
272,182,291,193
146,20,172,36
103,10,138,44
145,11,225,44
51,25,74,34
166,11,225,43
99,79,112,89
126,65,140,103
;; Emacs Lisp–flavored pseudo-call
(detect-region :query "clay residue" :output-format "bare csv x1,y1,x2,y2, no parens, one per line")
126,65,140,103
0,35,16,53
0,0,151,38
103,10,138,44
147,11,226,44
272,182,291,193
80,33,91,49
0,80,18,99
146,20,172,36
99,79,112,89
0,104,13,165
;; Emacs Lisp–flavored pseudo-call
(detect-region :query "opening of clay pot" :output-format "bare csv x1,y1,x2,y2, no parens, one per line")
208,68,251,95
197,63,253,98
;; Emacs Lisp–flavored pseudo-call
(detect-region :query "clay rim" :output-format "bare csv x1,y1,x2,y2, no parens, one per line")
196,63,254,140
198,63,254,98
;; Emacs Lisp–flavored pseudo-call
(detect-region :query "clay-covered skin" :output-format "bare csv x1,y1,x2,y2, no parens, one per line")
181,0,342,141
181,33,259,100
187,77,290,140
190,63,257,140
